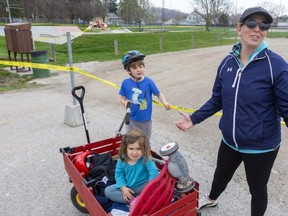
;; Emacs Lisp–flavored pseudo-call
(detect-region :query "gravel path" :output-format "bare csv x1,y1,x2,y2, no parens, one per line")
1,38,287,216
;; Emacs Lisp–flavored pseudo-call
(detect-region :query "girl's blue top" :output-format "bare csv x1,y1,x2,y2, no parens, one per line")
115,156,159,189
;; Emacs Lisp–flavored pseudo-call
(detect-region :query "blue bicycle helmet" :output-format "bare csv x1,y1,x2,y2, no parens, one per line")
122,50,146,69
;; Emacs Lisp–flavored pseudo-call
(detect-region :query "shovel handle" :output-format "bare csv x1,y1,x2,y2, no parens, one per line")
71,85,90,143
72,86,85,104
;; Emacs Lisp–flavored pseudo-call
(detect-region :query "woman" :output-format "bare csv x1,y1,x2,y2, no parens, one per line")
175,6,288,216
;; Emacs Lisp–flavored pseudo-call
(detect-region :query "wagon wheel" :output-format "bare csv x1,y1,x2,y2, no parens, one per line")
70,186,88,214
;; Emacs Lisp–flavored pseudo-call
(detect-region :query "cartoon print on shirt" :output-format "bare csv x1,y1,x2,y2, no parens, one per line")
131,87,147,110
131,87,141,105
139,99,147,110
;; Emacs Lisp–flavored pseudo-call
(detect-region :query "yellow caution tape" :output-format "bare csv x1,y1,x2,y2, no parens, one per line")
0,60,71,71
71,66,120,89
0,60,285,126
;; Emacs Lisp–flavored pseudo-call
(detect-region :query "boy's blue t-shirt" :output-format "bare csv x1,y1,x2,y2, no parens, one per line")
119,76,160,121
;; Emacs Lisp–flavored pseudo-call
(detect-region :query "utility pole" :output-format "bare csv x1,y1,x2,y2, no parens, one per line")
66,32,76,106
6,0,12,23
162,0,165,29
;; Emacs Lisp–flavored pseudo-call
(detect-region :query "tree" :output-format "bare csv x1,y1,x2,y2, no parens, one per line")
258,1,286,18
119,0,152,31
106,0,118,13
118,0,131,24
0,0,25,21
134,0,152,30
88,0,118,23
218,12,229,25
39,0,70,21
191,0,232,31
66,0,101,23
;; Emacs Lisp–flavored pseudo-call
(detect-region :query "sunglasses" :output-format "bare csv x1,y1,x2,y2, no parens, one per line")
243,19,270,31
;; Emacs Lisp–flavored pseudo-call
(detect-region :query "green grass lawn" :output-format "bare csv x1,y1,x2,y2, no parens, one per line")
0,25,287,92
1,25,287,65
59,31,237,63
0,29,238,65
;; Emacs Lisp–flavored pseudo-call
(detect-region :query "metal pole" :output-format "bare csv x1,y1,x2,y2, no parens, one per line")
162,0,165,30
6,0,12,23
66,32,77,105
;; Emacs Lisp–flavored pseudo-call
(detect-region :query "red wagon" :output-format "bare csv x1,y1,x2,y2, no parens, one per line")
60,86,201,215
60,135,201,216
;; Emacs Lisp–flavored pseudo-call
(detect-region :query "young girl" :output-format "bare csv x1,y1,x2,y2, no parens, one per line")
104,128,159,203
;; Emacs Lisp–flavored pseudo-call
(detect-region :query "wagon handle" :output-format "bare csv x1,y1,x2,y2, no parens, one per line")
72,86,90,143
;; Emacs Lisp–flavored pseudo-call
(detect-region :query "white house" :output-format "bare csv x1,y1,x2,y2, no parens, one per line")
105,13,121,25
185,11,205,25
178,19,193,26
165,18,178,25
277,15,288,27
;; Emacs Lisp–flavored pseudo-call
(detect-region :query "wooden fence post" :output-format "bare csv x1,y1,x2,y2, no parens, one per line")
159,36,163,51
50,43,56,62
191,35,195,48
114,40,119,55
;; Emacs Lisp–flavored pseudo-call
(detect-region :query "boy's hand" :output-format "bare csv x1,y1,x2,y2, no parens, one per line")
121,186,134,202
124,100,131,109
163,103,171,110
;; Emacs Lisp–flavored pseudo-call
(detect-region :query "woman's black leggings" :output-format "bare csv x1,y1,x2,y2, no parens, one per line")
209,141,279,216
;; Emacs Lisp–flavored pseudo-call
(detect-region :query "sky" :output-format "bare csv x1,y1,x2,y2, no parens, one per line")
150,0,288,15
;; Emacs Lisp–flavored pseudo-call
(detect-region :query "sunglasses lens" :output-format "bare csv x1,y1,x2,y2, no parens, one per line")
245,20,257,28
259,23,270,31
244,19,270,31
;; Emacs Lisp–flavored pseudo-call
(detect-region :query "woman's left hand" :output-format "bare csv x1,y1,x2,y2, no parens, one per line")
175,111,193,131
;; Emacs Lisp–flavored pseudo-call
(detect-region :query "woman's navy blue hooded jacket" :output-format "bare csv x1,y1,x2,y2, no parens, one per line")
191,46,288,150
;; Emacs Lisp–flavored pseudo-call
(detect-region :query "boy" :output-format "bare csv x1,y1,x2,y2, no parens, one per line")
119,50,170,144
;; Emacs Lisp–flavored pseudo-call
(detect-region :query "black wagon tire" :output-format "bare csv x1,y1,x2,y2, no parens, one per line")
70,186,89,214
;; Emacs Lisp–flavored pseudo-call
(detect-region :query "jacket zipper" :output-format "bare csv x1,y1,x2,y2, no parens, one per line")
232,68,242,148
232,68,241,88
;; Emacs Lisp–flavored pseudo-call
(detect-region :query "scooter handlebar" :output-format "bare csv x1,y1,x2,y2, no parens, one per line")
125,101,131,125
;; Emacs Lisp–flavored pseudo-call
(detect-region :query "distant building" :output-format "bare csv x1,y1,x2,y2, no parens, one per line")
165,18,178,25
178,19,193,26
178,11,205,26
105,13,121,25
276,15,288,27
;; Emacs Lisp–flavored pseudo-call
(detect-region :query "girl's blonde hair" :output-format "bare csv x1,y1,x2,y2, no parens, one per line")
118,128,150,163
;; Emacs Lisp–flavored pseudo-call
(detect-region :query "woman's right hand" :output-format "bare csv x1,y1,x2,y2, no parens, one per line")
175,111,193,132
121,186,134,202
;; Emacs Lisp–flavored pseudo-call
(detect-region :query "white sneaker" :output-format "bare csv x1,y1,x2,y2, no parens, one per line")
198,194,218,209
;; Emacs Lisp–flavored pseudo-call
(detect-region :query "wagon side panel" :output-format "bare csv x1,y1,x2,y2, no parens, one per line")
63,153,108,216
150,187,199,216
